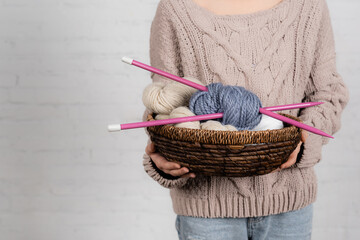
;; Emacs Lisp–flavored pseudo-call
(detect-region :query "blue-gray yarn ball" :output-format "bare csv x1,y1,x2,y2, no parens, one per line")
189,83,263,130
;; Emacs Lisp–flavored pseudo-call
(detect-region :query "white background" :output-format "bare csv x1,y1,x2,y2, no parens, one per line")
0,0,359,239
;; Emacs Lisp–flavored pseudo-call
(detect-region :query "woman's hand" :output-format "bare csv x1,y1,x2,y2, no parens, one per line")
279,130,308,169
145,142,196,178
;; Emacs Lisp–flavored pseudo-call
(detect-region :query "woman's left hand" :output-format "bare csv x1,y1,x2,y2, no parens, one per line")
279,130,308,169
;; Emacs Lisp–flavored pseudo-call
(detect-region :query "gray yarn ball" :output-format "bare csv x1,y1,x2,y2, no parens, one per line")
189,83,263,130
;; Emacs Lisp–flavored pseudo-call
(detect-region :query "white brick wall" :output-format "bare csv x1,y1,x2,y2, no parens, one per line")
0,0,359,239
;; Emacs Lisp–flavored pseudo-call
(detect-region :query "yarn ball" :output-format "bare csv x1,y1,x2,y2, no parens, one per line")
154,114,171,120
155,107,200,129
201,121,238,131
189,83,263,130
170,107,200,129
142,76,205,114
250,114,284,131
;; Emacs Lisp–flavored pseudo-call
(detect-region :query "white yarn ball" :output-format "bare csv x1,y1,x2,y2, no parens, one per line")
155,111,282,131
154,107,200,129
201,120,237,131
170,106,200,129
200,114,283,132
142,76,205,114
251,114,284,131
224,124,238,131
155,114,170,120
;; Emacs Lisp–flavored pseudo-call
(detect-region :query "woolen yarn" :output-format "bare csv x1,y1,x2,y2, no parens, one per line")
142,76,204,114
189,83,263,130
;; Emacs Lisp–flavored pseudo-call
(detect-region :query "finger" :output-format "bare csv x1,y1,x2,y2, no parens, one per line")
145,143,155,155
281,143,301,169
167,167,189,177
150,142,156,152
271,167,281,173
280,143,301,168
181,172,196,178
280,157,296,169
280,143,301,169
151,153,181,170
301,130,308,143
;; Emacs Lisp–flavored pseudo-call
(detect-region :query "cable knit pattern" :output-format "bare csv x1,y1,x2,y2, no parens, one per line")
142,0,349,218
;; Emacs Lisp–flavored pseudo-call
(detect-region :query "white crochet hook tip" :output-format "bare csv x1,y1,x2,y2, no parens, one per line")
122,56,133,65
108,124,122,132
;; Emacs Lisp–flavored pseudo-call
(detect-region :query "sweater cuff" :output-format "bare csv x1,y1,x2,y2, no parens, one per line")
143,153,189,189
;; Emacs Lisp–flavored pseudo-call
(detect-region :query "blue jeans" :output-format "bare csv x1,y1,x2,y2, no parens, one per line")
176,204,313,240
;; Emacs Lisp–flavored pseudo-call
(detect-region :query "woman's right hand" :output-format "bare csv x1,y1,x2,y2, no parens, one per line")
145,142,196,178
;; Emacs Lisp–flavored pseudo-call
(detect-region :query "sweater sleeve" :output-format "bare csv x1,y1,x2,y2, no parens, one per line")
142,0,189,188
295,0,349,168
142,109,189,189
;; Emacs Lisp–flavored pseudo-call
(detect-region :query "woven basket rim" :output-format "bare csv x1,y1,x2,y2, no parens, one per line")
147,113,302,145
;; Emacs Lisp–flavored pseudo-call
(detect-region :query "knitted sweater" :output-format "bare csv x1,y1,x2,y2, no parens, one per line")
142,0,349,218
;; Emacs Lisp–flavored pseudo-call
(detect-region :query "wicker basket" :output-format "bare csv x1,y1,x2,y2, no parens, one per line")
147,113,302,177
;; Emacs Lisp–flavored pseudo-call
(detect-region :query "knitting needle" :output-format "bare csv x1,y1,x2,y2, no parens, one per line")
122,57,208,92
108,102,326,133
259,108,333,138
122,57,323,111
107,102,324,131
262,102,334,138
108,113,223,131
262,102,323,111
121,57,332,138
107,103,323,131
108,113,333,139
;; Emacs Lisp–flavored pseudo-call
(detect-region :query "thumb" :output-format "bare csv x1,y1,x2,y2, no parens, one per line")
145,142,156,155
150,142,156,152
301,130,308,143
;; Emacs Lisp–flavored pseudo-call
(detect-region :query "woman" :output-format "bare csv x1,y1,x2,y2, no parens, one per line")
143,0,349,239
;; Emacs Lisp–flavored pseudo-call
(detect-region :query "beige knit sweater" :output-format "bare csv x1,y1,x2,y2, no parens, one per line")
142,0,349,218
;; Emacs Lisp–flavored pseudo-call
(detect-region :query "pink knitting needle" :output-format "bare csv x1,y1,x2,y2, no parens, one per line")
107,102,326,132
262,102,323,111
259,108,333,138
122,57,322,110
122,57,208,92
121,57,332,138
108,113,223,131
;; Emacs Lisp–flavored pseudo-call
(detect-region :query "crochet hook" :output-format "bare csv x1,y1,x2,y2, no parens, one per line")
121,57,332,138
